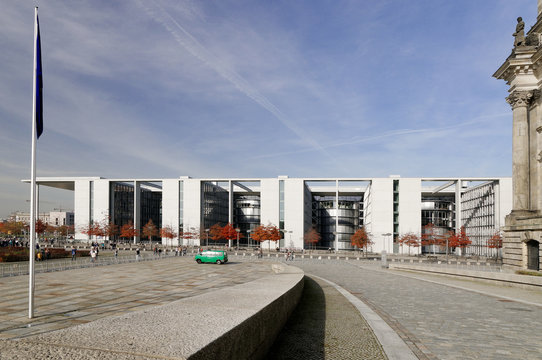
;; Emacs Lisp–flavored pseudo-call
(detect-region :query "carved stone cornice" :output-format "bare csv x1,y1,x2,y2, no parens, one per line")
506,90,538,108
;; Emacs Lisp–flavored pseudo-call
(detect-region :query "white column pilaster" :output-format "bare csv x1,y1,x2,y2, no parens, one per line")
134,181,141,244
507,90,534,211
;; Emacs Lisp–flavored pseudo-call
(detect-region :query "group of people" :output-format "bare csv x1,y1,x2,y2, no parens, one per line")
35,244,50,261
89,246,101,263
284,250,294,261
175,246,188,256
0,238,27,247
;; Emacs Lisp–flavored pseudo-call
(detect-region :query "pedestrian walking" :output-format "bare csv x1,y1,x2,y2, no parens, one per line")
71,246,77,261
136,248,140,261
90,248,96,263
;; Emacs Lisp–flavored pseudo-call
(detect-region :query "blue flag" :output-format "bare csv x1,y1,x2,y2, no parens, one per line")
35,14,43,138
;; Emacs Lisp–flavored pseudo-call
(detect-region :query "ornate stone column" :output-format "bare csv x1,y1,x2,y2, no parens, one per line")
507,90,534,211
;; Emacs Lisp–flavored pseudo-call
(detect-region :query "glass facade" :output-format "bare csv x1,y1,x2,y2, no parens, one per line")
461,182,497,257
421,196,454,254
110,182,134,229
393,179,399,252
234,194,261,246
110,182,161,241
312,195,363,250
140,187,161,240
201,182,229,230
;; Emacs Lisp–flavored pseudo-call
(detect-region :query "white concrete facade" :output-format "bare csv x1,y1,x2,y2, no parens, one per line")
29,176,512,254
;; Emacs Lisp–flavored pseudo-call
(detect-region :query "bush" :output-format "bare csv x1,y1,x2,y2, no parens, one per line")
0,247,85,262
0,247,28,262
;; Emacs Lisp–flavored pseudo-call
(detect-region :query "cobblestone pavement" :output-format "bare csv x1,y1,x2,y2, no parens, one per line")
294,259,542,360
266,276,387,360
0,256,273,340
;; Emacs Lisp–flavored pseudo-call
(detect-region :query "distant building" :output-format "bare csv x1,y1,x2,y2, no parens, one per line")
26,176,511,255
9,210,74,227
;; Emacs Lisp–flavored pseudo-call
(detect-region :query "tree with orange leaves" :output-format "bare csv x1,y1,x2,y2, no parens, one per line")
398,232,420,255
351,227,372,256
35,219,47,239
208,223,223,244
304,227,321,251
79,221,102,242
142,219,158,244
421,223,446,255
487,231,503,260
160,225,177,246
101,216,119,242
250,224,281,251
266,224,281,251
447,226,471,256
250,225,267,246
221,223,243,248
120,221,139,242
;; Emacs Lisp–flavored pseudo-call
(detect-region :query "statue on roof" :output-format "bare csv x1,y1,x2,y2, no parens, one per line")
514,17,525,47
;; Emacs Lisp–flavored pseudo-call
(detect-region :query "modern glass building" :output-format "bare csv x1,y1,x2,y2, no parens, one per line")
27,176,512,255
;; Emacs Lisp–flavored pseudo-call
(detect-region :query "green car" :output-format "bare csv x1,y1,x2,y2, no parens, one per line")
195,250,228,264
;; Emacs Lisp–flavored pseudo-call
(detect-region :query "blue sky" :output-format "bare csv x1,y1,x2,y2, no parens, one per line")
0,0,535,218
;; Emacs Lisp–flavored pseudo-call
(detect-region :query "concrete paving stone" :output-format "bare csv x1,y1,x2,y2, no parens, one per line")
0,256,274,343
293,259,542,360
266,275,387,360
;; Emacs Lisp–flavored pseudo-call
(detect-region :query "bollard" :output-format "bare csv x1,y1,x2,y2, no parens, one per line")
381,250,388,269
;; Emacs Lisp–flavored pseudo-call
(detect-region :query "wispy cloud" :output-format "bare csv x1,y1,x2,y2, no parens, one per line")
136,0,335,161
249,112,510,160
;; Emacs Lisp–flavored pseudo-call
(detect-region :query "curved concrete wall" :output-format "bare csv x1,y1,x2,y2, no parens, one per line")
25,263,304,360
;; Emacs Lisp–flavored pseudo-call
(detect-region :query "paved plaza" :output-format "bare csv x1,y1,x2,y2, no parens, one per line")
295,260,542,360
0,256,274,340
2,255,542,359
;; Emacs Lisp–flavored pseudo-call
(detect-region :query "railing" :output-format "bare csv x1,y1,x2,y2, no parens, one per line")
228,252,503,272
0,251,186,278
1,250,503,277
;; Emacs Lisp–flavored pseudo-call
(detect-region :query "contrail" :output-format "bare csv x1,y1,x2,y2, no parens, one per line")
137,0,335,161
249,112,510,160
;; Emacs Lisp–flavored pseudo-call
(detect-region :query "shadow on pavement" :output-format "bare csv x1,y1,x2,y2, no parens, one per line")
265,276,326,359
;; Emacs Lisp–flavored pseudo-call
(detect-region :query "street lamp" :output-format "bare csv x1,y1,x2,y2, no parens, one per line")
285,230,292,249
205,228,209,248
235,228,240,250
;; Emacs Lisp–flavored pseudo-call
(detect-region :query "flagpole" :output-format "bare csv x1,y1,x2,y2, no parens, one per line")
29,6,39,319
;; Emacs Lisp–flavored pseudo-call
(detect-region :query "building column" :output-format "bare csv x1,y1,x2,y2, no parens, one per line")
134,181,141,244
335,179,339,252
455,179,462,232
507,90,534,211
